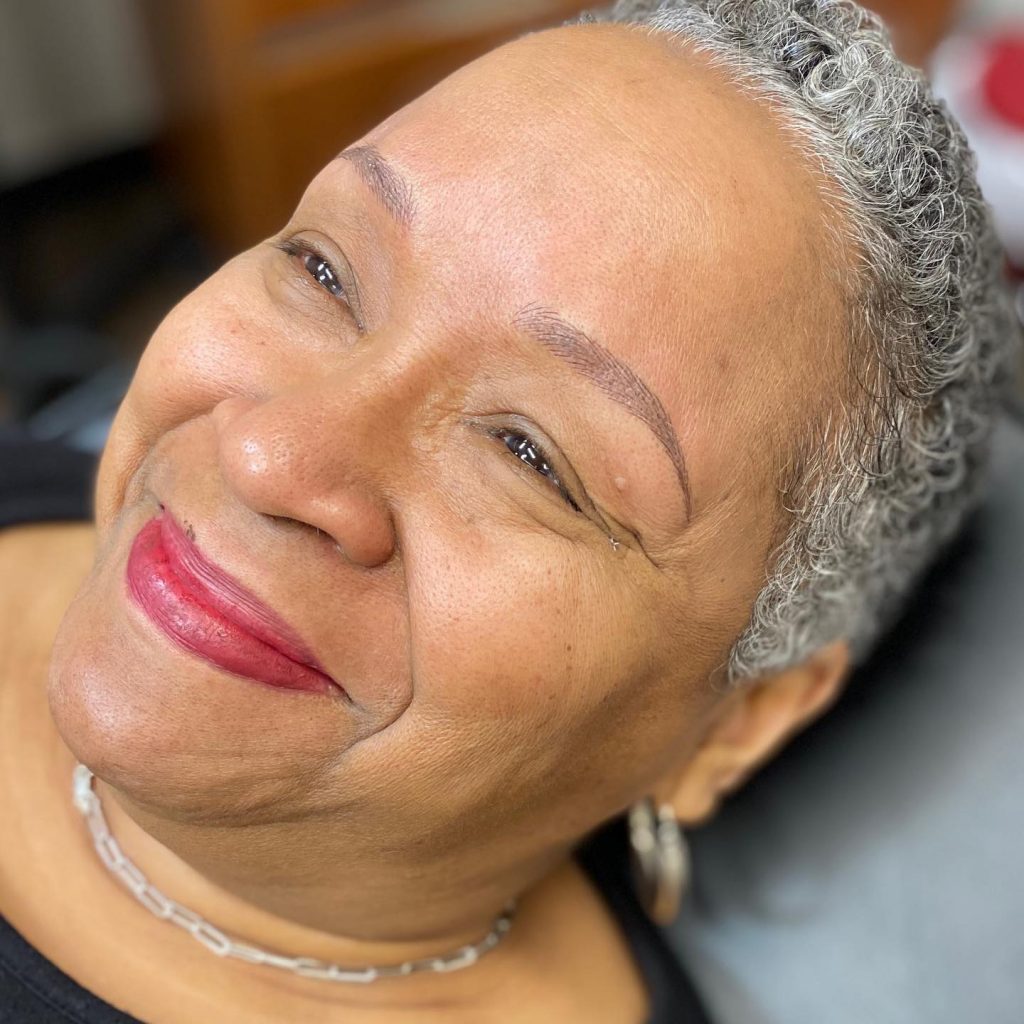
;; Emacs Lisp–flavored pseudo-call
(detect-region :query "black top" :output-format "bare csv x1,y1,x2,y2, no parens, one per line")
0,427,710,1024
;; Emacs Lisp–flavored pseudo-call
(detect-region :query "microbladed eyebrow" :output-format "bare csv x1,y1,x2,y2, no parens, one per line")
513,304,692,520
335,145,415,229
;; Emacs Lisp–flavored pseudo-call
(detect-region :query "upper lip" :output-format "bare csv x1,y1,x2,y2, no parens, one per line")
159,506,340,687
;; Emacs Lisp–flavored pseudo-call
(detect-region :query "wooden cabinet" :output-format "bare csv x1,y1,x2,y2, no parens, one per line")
870,0,959,69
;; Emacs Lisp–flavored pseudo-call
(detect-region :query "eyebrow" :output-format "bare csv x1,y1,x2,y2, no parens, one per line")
330,146,691,517
336,145,415,228
514,305,692,519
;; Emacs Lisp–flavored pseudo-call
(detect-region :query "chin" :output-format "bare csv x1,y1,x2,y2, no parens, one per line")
45,536,366,828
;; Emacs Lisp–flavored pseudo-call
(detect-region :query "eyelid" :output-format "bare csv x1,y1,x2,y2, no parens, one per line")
487,419,639,557
275,232,367,331
488,425,581,512
474,413,603,521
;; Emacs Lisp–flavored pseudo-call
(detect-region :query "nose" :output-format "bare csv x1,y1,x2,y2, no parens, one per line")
211,389,398,568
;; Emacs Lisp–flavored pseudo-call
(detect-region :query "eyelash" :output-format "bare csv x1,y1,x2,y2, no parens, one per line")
489,428,581,513
275,238,356,315
276,239,582,516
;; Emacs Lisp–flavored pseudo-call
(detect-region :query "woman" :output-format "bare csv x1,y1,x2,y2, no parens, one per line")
0,1,1015,1021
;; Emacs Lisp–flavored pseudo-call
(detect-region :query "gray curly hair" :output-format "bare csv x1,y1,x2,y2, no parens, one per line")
576,0,1019,682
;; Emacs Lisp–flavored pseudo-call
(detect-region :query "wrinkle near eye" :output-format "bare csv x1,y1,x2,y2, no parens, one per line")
491,427,582,513
273,234,367,332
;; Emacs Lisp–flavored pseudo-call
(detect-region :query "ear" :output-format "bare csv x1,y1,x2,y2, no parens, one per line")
662,639,851,825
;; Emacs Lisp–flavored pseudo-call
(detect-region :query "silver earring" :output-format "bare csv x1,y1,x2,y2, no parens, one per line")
627,797,690,925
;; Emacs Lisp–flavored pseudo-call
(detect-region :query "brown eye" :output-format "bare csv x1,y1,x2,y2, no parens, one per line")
493,429,581,512
274,238,360,325
302,253,346,300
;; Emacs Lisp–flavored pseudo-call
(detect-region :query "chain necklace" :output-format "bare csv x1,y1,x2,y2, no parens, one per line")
71,763,516,983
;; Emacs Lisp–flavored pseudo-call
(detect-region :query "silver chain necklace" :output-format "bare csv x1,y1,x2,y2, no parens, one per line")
71,763,516,983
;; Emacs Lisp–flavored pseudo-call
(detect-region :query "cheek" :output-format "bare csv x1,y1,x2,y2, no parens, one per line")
94,262,270,533
383,527,675,819
411,538,606,715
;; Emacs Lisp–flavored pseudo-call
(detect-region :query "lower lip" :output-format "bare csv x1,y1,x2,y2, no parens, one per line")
125,515,339,696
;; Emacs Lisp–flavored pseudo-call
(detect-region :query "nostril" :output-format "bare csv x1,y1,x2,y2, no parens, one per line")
212,394,397,568
312,523,349,558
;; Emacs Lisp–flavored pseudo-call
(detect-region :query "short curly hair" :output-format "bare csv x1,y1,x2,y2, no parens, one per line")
577,0,1019,681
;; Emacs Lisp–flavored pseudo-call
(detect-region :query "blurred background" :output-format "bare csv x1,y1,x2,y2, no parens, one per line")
0,0,1022,451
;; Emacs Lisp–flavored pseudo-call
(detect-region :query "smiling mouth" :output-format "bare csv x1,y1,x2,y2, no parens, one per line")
125,508,347,699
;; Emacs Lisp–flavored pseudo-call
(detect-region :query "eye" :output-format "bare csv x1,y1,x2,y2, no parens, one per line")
304,252,345,299
492,428,581,513
274,237,364,329
276,239,347,299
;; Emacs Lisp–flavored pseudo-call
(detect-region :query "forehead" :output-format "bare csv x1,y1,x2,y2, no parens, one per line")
319,23,842,517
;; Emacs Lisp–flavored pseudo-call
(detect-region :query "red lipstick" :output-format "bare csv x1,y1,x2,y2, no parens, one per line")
126,509,343,697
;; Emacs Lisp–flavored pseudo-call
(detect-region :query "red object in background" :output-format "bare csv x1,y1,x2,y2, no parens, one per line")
982,36,1024,132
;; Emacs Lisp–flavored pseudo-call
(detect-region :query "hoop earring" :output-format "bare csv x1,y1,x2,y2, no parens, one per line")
627,797,691,925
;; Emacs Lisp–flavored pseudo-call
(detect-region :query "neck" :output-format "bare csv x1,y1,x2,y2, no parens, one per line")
83,786,648,1024
89,768,525,986
25,735,621,1021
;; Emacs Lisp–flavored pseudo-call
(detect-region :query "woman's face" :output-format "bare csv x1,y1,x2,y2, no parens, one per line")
49,25,842,915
